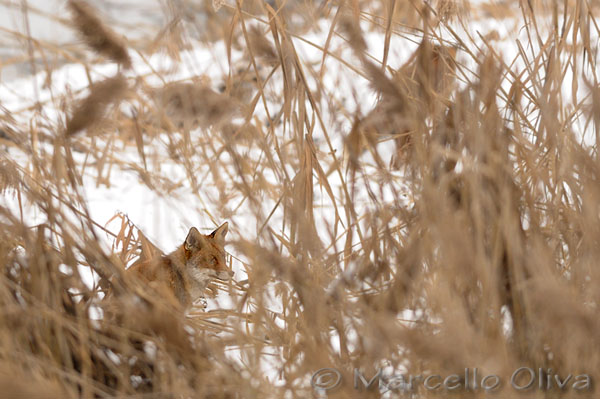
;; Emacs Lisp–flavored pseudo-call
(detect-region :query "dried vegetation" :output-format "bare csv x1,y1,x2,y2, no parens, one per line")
0,0,599,398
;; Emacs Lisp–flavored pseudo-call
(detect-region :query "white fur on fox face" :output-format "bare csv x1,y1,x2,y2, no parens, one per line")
188,267,233,287
188,268,214,286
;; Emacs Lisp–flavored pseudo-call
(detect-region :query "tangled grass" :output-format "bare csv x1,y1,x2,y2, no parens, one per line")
0,0,599,397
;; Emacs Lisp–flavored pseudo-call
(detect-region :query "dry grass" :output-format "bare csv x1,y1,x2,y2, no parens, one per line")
67,0,132,69
0,0,599,398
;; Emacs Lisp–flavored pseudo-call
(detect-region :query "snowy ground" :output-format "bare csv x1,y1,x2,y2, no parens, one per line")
2,2,597,295
1,3,599,392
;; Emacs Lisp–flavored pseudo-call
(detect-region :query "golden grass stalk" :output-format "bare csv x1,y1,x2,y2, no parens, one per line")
67,0,132,69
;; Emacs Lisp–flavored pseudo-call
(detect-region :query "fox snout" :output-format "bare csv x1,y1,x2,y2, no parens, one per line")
214,269,234,280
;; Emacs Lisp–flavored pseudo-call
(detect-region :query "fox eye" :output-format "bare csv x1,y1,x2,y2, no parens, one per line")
210,257,217,266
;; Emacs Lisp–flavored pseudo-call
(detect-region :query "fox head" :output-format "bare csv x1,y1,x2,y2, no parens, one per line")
183,222,233,283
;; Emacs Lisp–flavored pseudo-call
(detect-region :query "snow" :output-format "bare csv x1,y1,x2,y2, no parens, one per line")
1,3,599,390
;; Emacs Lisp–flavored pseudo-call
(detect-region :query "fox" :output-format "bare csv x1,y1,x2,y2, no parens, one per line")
126,222,233,309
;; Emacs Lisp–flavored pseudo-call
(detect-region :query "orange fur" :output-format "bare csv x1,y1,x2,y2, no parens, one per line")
127,223,233,308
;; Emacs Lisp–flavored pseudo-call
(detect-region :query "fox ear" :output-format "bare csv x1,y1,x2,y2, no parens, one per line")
185,227,201,250
210,222,228,241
